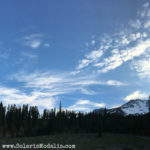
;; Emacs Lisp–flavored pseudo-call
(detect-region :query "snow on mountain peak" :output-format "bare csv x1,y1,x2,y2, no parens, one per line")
121,99,149,115
94,99,150,116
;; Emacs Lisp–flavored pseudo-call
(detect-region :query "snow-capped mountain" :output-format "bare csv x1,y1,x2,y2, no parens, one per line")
94,99,150,116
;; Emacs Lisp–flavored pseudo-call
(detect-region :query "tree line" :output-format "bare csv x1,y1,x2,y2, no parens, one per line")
0,102,150,137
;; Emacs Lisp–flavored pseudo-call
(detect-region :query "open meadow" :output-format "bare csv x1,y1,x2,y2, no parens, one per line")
0,133,150,150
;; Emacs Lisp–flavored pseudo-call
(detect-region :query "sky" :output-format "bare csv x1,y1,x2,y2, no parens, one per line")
0,0,150,112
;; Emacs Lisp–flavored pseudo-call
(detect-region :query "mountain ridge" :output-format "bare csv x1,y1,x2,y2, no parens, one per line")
93,99,150,116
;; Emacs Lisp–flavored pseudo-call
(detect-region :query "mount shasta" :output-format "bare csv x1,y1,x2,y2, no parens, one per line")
94,99,150,116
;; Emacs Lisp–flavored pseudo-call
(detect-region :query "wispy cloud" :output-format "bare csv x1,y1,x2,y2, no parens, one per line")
22,52,38,59
91,40,95,45
131,57,150,78
77,35,112,70
76,2,150,76
0,86,57,109
4,70,125,111
144,20,150,28
0,48,11,59
124,90,148,101
3,2,150,112
129,19,141,29
143,2,149,8
138,2,149,18
77,47,105,70
98,39,150,73
44,43,50,47
22,34,43,49
0,52,9,59
10,71,125,95
106,80,125,86
67,99,105,112
20,34,50,49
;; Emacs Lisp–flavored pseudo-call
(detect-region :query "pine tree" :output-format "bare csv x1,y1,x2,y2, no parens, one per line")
97,114,102,137
0,102,6,137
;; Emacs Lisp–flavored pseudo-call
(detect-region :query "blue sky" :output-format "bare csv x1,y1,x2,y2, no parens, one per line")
0,0,150,112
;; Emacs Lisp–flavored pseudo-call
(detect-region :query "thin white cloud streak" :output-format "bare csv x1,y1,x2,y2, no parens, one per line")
106,80,124,86
77,59,92,69
77,49,104,69
67,99,105,112
111,104,121,109
73,80,125,87
22,34,43,49
0,53,9,59
44,43,50,47
30,40,41,49
0,49,11,59
20,34,50,49
22,52,38,59
10,71,125,96
124,90,148,101
77,35,112,70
